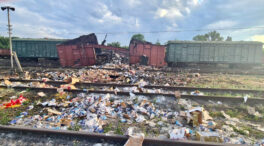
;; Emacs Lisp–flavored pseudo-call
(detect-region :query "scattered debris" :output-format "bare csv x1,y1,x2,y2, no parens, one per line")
191,90,204,96
124,134,144,146
169,128,186,140
1,65,264,145
61,33,98,46
47,108,62,115
243,95,249,103
1,95,27,109
37,92,46,97
4,80,12,86
196,131,222,143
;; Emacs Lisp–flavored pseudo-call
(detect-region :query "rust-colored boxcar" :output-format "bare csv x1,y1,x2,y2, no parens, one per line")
57,45,96,67
0,49,10,57
129,39,166,67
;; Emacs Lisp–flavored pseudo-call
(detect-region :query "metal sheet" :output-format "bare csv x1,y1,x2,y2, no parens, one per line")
166,41,263,64
57,44,96,67
12,39,65,58
129,40,166,67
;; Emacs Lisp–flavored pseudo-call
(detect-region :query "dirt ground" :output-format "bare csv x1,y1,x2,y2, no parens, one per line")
186,73,264,90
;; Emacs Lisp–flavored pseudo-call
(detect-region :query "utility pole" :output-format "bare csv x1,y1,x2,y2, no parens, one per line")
1,6,15,69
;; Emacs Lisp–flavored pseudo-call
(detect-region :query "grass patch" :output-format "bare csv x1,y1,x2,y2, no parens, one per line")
141,126,148,137
229,124,264,139
256,105,264,114
73,140,80,146
0,107,25,125
229,125,248,136
68,124,81,131
209,111,225,118
114,122,123,135
226,109,239,118
0,109,11,125
152,128,160,136
26,88,31,92
225,108,264,123
244,115,264,122
187,74,264,90
203,92,259,98
179,105,185,110
243,126,264,139
103,123,113,133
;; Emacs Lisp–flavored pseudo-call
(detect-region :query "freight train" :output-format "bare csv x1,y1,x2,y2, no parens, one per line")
129,39,263,67
0,37,263,67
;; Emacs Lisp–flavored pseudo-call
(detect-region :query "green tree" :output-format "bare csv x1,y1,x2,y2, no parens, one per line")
12,36,20,39
193,31,225,41
155,39,161,45
193,34,208,41
226,36,232,41
122,46,129,49
131,33,145,41
0,36,9,49
107,42,121,48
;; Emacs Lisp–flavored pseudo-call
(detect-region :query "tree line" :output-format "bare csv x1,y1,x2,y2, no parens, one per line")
0,36,9,49
108,31,232,47
193,31,232,41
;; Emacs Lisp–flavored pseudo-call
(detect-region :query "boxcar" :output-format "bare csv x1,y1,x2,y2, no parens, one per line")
0,49,10,57
166,41,263,66
12,38,66,59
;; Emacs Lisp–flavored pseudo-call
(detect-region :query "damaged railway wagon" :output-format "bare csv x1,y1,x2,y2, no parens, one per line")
166,41,263,66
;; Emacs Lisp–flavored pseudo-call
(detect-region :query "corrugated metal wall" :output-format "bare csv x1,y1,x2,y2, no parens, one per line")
12,39,65,58
57,44,96,67
129,40,167,67
166,41,263,64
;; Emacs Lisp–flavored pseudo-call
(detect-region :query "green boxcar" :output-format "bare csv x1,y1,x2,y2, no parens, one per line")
166,41,263,65
12,38,66,58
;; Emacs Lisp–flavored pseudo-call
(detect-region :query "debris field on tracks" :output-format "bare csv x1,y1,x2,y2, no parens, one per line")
0,63,264,145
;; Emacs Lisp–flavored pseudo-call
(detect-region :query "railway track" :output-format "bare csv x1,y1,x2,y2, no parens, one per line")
0,84,263,105
0,125,233,146
1,78,264,95
1,62,264,75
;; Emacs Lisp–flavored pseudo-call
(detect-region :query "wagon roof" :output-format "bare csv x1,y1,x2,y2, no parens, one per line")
12,38,67,41
167,40,263,45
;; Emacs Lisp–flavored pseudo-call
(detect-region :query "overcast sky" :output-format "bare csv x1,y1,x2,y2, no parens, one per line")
0,0,264,45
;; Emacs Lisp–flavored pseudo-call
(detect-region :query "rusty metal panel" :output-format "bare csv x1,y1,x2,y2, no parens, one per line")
57,45,66,67
0,49,10,56
81,46,96,66
57,45,96,67
129,40,166,67
149,46,157,66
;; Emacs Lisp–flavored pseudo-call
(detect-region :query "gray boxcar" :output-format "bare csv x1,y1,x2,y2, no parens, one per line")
166,41,263,65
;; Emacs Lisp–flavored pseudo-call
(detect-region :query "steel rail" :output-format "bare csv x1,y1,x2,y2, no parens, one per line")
0,85,263,105
1,62,264,75
1,78,264,94
145,68,264,74
0,125,236,146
